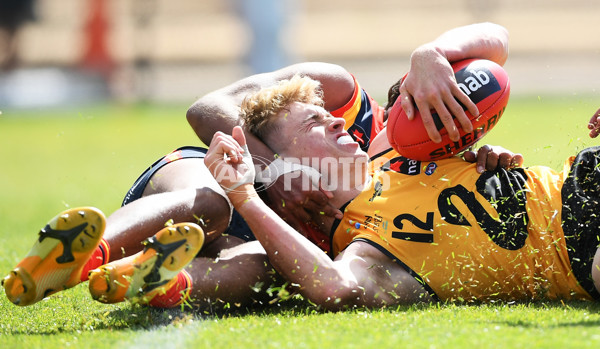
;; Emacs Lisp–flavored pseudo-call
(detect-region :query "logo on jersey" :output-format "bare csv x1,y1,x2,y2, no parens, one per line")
164,150,183,163
347,123,370,151
382,156,421,175
369,180,383,202
364,214,385,234
424,162,437,175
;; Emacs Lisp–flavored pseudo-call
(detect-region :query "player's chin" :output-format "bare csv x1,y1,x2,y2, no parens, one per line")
350,149,369,163
334,146,367,162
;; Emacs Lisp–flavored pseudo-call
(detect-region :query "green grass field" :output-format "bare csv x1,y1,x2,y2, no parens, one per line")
1,95,600,348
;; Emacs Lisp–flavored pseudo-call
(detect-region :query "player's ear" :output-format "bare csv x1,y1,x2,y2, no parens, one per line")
232,126,247,147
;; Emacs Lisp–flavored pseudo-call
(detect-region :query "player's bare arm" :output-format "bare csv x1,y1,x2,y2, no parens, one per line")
204,127,430,310
186,62,354,147
236,202,431,310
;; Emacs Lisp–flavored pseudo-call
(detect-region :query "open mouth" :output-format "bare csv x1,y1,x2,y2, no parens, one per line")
336,133,356,145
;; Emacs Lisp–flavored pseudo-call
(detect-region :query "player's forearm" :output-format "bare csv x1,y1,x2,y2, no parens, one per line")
187,83,259,146
186,90,278,162
186,62,355,146
422,22,509,66
235,197,357,307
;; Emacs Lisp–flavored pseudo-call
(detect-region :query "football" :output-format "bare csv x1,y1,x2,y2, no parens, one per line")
386,58,510,161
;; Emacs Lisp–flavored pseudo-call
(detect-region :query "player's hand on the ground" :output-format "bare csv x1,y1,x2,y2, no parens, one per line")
205,126,255,191
587,108,600,138
264,175,343,230
399,46,478,143
463,145,524,173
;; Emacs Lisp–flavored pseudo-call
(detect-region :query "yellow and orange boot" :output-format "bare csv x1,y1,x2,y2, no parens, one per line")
88,222,203,306
2,207,106,306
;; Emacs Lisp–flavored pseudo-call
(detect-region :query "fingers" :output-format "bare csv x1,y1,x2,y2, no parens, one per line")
452,82,479,119
300,200,342,221
287,204,312,223
399,87,415,121
462,150,476,163
416,103,443,144
472,145,524,173
400,82,476,144
302,189,327,209
301,189,342,219
209,131,244,164
423,98,457,143
476,145,494,173
451,85,478,131
588,108,600,138
510,153,524,168
232,125,247,147
276,194,330,224
266,174,340,227
497,152,513,169
498,152,523,169
322,204,344,220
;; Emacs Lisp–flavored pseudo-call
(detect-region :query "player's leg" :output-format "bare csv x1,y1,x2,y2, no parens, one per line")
186,240,285,308
3,154,234,306
89,237,284,309
88,221,205,306
132,158,284,307
104,159,234,260
88,156,278,308
90,156,285,308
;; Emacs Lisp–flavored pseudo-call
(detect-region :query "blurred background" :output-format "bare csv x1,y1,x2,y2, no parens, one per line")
0,0,598,268
0,0,599,108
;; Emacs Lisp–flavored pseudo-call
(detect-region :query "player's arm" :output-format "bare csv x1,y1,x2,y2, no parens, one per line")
186,62,354,147
204,128,430,310
399,22,509,143
187,62,353,226
237,198,430,309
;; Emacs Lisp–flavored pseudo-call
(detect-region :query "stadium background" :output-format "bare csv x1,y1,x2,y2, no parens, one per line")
1,0,599,109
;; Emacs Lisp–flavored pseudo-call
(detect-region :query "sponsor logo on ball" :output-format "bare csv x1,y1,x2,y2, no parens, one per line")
455,63,501,105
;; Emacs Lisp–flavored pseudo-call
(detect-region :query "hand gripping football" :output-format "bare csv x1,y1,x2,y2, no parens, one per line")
386,59,510,161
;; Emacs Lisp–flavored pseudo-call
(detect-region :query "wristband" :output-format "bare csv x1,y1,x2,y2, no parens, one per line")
227,183,260,209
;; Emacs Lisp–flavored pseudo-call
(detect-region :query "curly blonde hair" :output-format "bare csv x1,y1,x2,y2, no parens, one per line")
241,75,324,143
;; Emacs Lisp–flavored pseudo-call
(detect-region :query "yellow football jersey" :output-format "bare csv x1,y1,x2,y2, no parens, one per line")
331,149,593,302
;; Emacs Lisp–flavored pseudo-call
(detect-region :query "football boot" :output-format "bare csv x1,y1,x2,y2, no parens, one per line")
88,222,203,304
2,207,106,306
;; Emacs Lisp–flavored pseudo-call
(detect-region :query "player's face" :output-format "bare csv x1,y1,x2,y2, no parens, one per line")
274,102,368,163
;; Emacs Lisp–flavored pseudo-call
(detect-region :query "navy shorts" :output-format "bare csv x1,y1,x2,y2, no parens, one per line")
122,146,256,242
